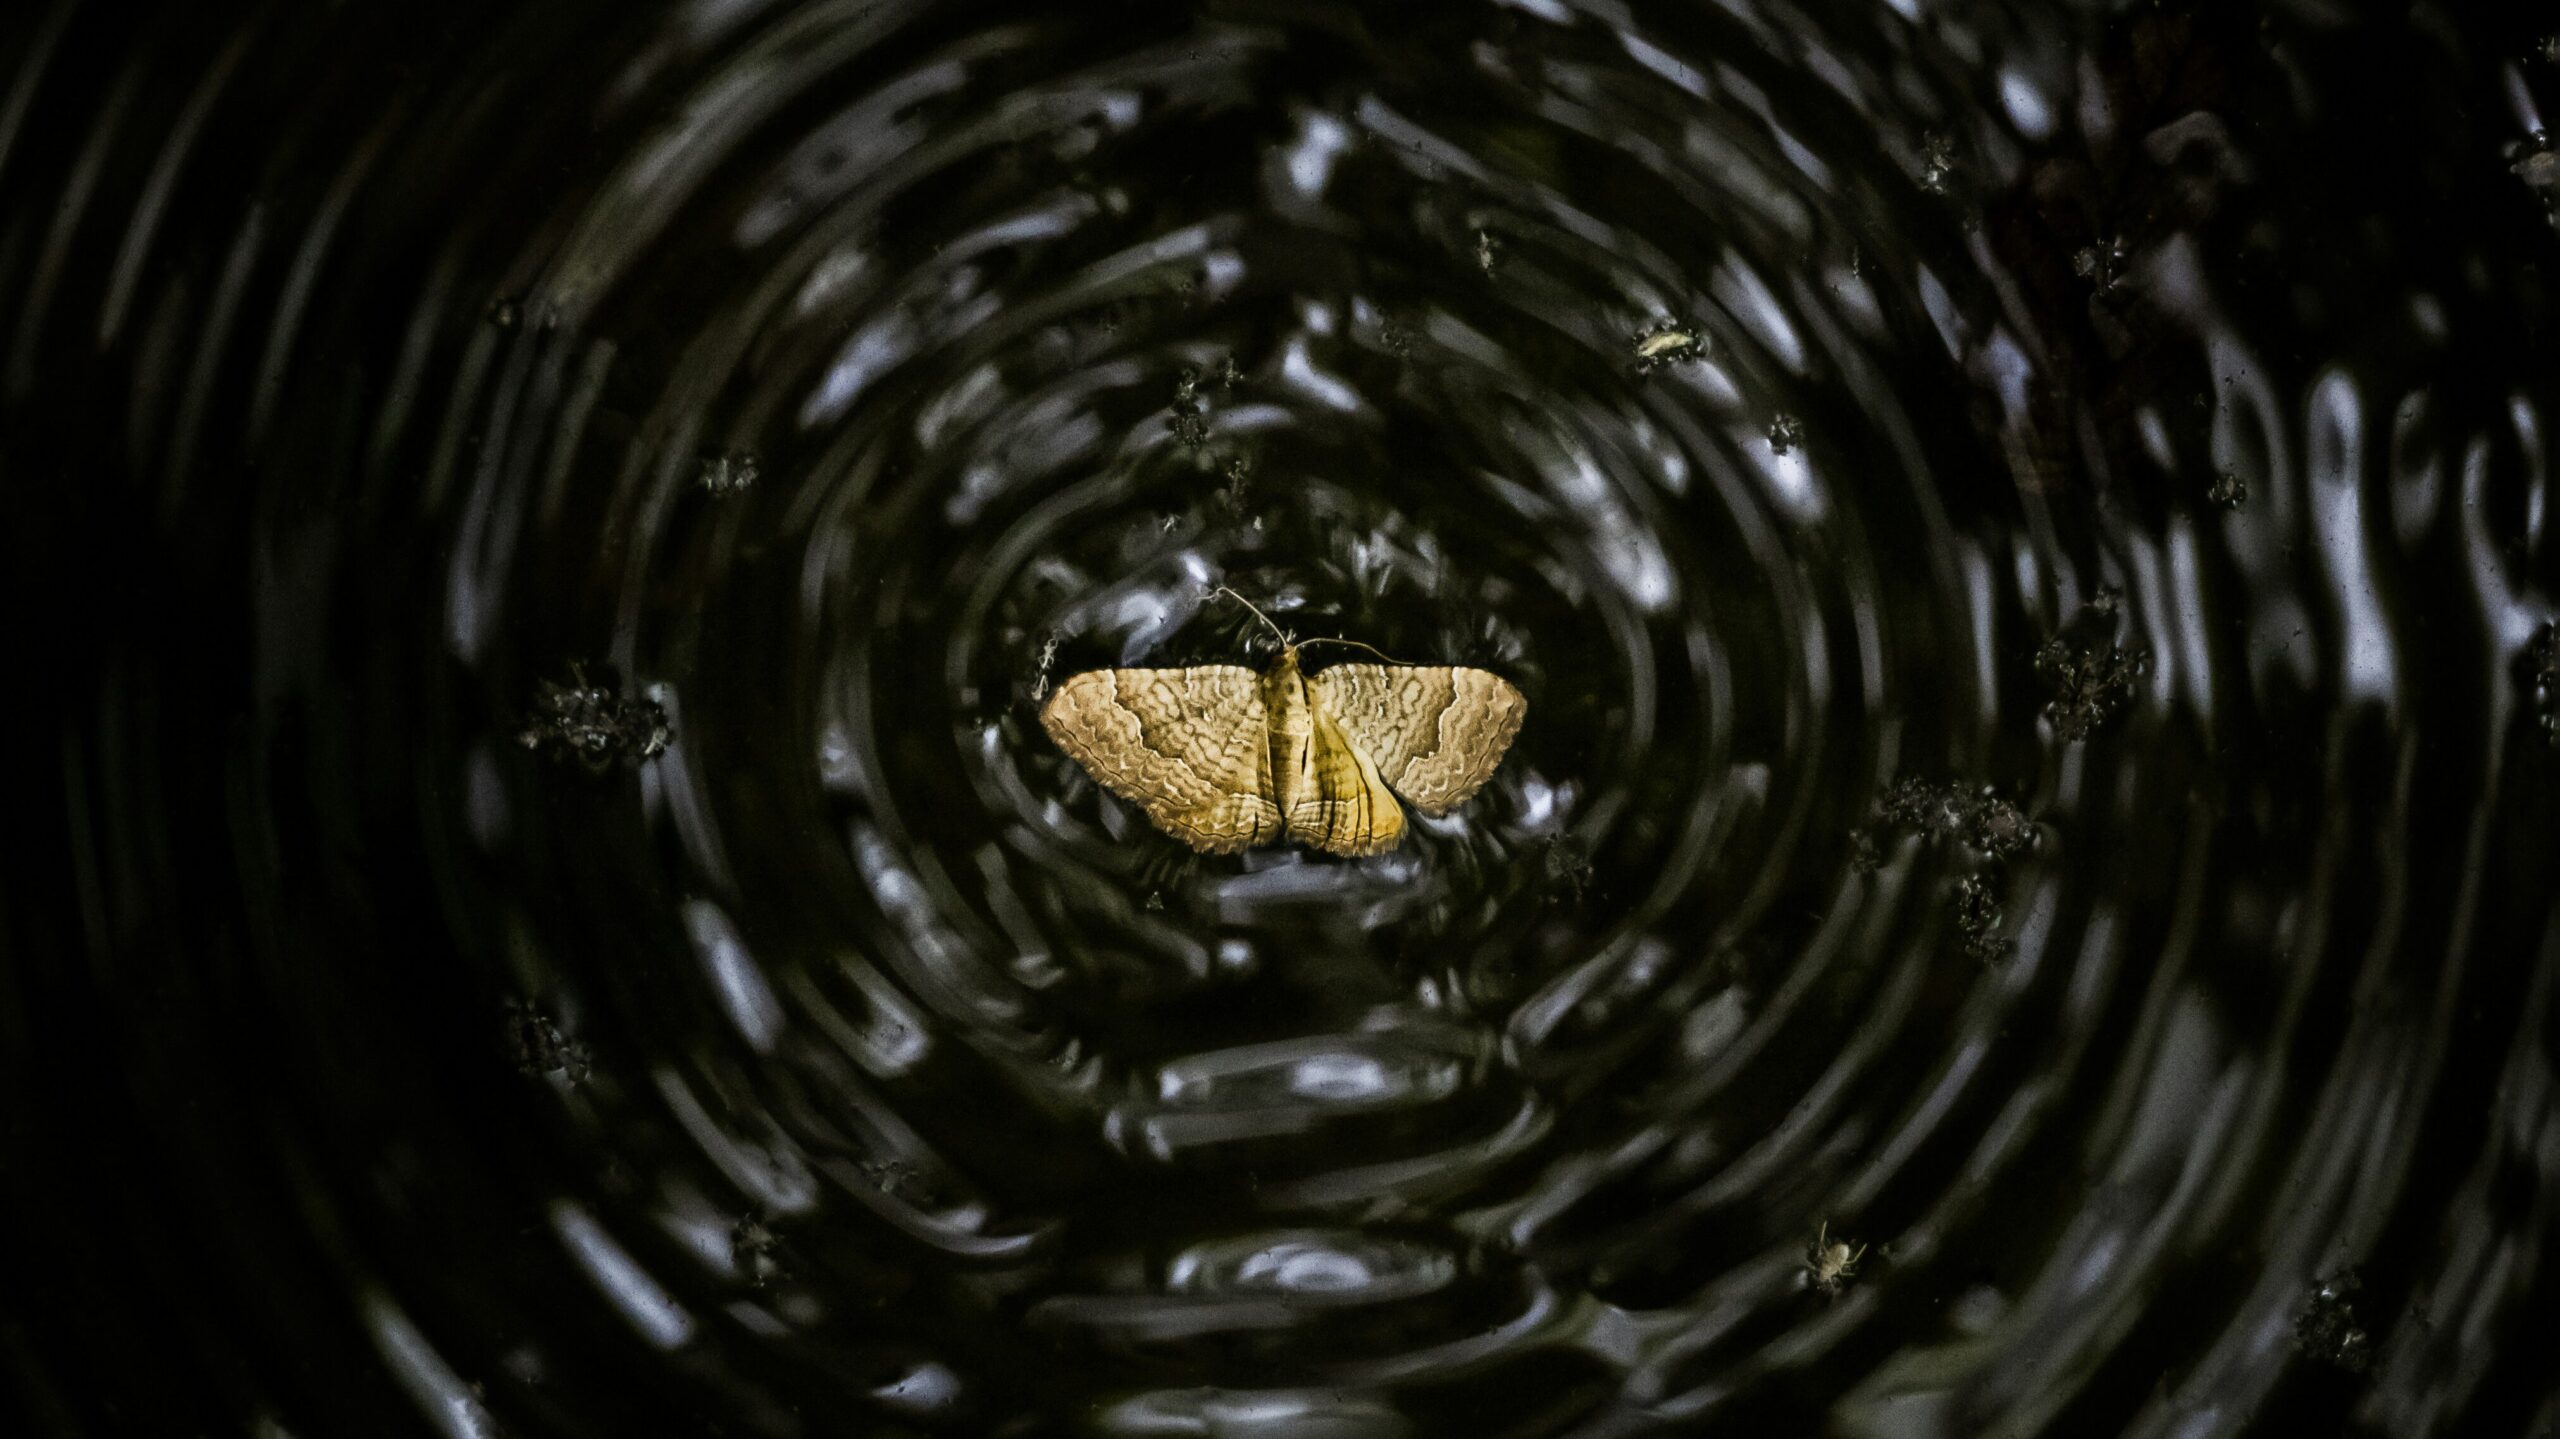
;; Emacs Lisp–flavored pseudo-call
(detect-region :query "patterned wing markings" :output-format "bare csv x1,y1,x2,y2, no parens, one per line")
1282,705,1407,856
1306,663,1527,815
1038,666,1282,852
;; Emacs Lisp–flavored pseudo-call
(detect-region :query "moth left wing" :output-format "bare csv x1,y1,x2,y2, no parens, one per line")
1306,663,1526,816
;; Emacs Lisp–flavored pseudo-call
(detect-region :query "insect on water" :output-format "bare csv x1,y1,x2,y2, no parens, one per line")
1038,588,1527,856
1805,1222,1866,1296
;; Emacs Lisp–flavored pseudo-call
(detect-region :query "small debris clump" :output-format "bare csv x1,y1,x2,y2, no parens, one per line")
1873,778,2037,862
1950,873,2009,962
1768,413,1804,455
504,1001,590,1083
518,666,670,772
1168,367,1211,448
1475,229,1502,275
730,1214,785,1287
2072,236,2130,297
2293,1271,2374,1373
2036,638,2148,740
2531,623,2560,746
699,450,760,495
2036,592,2149,741
1918,132,1958,194
1633,322,1707,374
2208,469,2248,509
1543,834,1594,906
1858,778,2036,961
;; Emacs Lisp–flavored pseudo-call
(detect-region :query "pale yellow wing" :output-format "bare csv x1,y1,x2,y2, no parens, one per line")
1283,706,1407,856
1306,664,1526,815
1039,667,1281,853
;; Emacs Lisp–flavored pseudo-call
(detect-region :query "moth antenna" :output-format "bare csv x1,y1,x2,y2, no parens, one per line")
1297,636,1410,665
1209,586,1291,648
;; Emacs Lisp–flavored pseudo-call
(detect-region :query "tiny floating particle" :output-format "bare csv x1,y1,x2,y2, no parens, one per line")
504,1000,590,1083
2035,590,2148,741
2529,622,2560,747
2208,469,2248,509
1874,778,2035,862
1474,229,1502,275
2293,1271,2374,1373
1865,778,2034,959
1030,633,1063,701
729,1214,785,1287
1951,873,2009,962
1633,322,1707,373
2035,637,2148,741
1167,367,1211,448
518,664,670,772
2511,133,2560,232
1767,412,1804,455
699,449,760,496
1918,132,1958,194
2072,236,2129,296
487,297,521,331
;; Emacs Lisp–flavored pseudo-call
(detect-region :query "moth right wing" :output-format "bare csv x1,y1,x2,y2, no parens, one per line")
1306,663,1526,815
1039,666,1282,853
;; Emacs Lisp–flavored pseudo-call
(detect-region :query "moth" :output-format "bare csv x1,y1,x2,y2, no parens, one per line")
1038,595,1526,856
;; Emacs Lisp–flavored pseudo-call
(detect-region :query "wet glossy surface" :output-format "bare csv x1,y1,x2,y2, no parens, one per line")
5,2,2557,1435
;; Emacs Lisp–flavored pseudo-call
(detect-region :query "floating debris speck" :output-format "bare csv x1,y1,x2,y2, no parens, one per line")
1919,132,1958,193
2293,1272,2374,1373
2530,622,2559,746
518,665,670,772
1167,367,1211,448
2036,637,2148,740
504,1001,590,1083
1768,412,1804,455
1633,322,1707,373
699,449,760,496
1951,873,2009,962
2510,132,2560,232
729,1214,784,1288
1030,633,1062,701
2072,236,2129,296
2208,469,2248,509
1863,778,2036,959
1474,229,1502,275
1875,778,2036,861
487,298,521,331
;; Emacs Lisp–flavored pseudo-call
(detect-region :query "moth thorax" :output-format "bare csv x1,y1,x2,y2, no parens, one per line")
1262,647,1313,736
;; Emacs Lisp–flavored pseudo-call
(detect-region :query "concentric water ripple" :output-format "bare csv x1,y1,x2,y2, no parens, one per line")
6,2,2557,1436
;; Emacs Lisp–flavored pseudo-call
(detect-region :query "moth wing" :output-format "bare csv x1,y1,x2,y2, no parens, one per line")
1282,707,1406,856
1306,663,1525,815
1039,666,1281,853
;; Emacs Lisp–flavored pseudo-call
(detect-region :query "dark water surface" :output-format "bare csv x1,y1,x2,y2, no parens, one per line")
5,1,2558,1434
